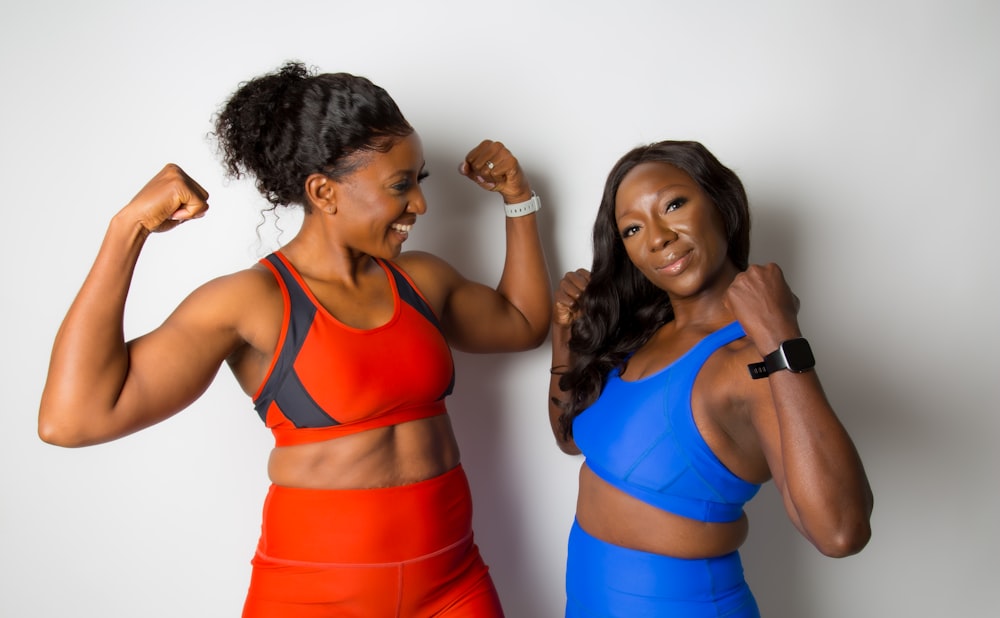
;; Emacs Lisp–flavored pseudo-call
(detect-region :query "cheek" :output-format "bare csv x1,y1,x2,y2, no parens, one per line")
698,212,730,255
620,239,643,267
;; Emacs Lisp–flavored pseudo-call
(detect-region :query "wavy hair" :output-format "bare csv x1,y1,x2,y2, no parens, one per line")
557,140,750,439
212,61,413,210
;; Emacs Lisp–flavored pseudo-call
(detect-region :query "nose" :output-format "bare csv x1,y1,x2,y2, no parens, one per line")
648,221,676,252
406,187,428,215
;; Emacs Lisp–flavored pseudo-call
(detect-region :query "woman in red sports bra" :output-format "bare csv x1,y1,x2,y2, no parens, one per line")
38,61,551,617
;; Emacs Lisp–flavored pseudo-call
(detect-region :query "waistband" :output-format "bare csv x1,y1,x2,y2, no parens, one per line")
567,519,747,600
255,464,473,564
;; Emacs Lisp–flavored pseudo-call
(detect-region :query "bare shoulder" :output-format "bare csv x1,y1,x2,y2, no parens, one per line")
164,263,282,333
393,251,464,307
394,250,457,277
180,263,276,304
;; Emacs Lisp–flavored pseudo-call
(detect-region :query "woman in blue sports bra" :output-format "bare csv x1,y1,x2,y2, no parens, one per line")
548,141,873,617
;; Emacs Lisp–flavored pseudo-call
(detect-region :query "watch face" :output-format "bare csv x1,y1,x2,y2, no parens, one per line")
782,338,815,372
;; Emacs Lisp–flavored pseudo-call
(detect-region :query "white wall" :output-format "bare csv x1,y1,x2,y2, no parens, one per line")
2,1,997,616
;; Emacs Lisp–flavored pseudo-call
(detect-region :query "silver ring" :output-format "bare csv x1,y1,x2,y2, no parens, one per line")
486,160,495,170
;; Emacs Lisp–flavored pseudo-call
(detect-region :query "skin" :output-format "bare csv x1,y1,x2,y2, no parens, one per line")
38,133,552,492
549,162,873,559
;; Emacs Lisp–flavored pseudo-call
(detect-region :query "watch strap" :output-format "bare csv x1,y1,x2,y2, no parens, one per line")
504,192,541,217
747,361,769,380
747,337,814,379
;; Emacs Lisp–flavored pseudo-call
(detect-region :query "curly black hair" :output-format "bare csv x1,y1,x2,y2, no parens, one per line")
557,140,751,440
212,61,413,209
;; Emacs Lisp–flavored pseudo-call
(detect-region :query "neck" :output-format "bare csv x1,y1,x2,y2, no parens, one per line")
280,219,376,286
666,263,739,331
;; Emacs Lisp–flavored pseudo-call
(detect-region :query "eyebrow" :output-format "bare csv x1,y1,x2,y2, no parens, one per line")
650,182,688,197
385,162,427,182
401,161,428,176
616,182,688,217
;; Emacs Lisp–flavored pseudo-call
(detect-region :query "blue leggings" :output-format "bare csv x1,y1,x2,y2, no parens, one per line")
565,520,760,617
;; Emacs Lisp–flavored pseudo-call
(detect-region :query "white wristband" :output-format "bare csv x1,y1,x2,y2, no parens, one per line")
504,192,541,217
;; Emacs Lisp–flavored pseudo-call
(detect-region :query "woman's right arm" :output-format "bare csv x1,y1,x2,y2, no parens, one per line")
38,164,241,447
548,269,590,455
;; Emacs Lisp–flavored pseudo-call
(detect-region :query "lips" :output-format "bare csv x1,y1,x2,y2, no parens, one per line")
390,222,413,238
656,250,692,275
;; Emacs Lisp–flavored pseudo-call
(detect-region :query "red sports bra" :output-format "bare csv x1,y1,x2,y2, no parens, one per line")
252,252,455,447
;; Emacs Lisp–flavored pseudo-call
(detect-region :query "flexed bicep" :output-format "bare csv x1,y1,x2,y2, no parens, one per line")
39,272,254,447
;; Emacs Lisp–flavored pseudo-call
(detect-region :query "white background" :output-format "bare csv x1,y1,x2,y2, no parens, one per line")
2,1,997,616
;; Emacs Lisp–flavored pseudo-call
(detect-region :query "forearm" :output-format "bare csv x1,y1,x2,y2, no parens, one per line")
770,371,873,556
495,212,552,346
38,213,149,444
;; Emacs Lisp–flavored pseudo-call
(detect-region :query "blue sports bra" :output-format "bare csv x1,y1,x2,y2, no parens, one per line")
573,321,761,523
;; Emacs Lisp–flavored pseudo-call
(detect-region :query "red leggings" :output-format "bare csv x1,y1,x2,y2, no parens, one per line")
242,464,504,617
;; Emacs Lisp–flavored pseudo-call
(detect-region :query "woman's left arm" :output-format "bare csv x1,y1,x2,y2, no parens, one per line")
433,140,552,353
727,263,874,557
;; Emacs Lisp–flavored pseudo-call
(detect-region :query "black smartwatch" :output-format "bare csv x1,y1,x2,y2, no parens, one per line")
748,338,815,379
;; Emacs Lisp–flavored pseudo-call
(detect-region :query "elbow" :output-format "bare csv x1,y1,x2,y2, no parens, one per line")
527,327,550,350
820,487,875,558
38,419,85,448
815,518,872,558
490,320,549,352
524,304,553,349
37,407,91,448
800,476,875,558
523,317,552,350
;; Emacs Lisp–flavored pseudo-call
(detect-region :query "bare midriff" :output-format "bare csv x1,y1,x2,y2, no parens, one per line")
266,415,461,490
575,463,749,559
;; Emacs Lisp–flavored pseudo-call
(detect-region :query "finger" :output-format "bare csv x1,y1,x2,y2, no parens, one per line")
565,269,589,286
559,283,584,303
458,157,499,190
554,291,575,307
462,140,498,173
180,172,210,202
167,178,211,221
563,270,591,295
467,142,515,182
169,200,210,221
156,163,210,200
553,300,578,325
557,275,582,295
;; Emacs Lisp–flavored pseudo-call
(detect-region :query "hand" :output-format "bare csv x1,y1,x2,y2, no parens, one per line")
119,164,210,234
458,140,533,204
724,263,802,353
554,268,591,328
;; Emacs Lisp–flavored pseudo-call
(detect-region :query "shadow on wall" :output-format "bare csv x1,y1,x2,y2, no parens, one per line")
410,146,563,617
741,484,812,617
743,345,942,617
742,199,890,617
740,200,814,617
447,351,551,617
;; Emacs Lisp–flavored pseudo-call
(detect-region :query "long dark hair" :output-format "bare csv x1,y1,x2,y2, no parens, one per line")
557,140,751,439
212,61,413,210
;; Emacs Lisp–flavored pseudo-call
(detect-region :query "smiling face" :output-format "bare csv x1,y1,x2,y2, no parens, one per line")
334,132,429,259
615,161,737,300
